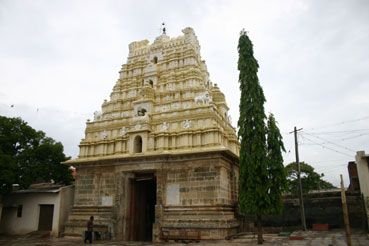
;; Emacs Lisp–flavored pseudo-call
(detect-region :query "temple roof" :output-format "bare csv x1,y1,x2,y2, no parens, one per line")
67,27,239,164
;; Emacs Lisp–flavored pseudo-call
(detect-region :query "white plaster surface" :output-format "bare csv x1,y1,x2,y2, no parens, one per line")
166,184,180,205
356,151,369,197
0,186,74,237
0,193,60,236
101,196,113,206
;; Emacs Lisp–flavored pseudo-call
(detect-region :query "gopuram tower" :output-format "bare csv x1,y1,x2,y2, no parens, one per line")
65,27,240,241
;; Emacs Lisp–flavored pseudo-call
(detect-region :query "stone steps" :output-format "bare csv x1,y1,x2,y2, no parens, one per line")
162,218,239,229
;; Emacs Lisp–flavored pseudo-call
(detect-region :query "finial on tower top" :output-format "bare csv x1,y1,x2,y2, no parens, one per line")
240,28,249,36
161,22,166,35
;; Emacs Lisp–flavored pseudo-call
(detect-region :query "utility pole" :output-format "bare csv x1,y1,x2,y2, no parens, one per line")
340,174,352,246
290,126,307,231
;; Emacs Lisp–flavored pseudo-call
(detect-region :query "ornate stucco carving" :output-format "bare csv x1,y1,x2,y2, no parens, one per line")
120,127,127,136
161,122,169,131
194,91,212,104
182,120,192,129
74,27,239,159
100,131,108,140
93,111,102,121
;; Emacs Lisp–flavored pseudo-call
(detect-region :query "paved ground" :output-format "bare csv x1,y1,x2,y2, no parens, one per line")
0,230,368,246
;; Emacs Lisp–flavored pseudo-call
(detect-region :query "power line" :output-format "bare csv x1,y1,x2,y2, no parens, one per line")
317,165,348,172
307,128,369,135
307,115,369,131
316,163,347,168
310,158,348,164
302,131,356,152
300,143,322,146
1,102,91,118
300,135,352,157
299,160,349,167
341,133,369,141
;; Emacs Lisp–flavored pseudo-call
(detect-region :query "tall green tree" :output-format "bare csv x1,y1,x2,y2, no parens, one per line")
0,116,73,196
285,162,335,194
237,30,269,244
266,114,287,214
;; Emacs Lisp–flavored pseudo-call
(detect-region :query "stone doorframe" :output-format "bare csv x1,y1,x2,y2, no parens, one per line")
114,169,164,242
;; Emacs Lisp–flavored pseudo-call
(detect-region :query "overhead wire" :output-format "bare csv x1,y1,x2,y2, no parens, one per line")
289,127,357,183
303,128,369,141
316,163,347,168
341,133,369,141
302,131,356,152
307,115,369,131
1,102,91,118
300,134,352,157
307,158,348,164
316,165,348,172
306,128,369,135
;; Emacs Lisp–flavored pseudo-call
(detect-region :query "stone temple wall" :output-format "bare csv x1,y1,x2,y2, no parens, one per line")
74,168,116,206
64,151,239,240
160,155,239,240
165,162,235,206
239,190,367,232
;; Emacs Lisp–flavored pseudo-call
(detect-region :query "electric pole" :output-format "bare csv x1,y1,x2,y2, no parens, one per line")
290,126,307,231
340,174,352,246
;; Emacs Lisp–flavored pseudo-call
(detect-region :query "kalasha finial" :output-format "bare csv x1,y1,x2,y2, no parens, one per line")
161,22,166,35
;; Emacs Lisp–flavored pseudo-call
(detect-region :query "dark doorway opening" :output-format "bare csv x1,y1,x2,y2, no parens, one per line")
129,174,156,241
38,204,54,231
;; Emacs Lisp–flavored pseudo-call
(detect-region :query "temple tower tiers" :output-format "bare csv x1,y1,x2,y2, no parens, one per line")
65,27,240,241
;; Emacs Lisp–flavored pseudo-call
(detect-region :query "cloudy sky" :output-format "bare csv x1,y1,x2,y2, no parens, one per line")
1,0,368,186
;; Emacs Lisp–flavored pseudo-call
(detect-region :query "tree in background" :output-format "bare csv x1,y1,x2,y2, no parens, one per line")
0,116,73,196
237,30,269,244
266,114,287,214
285,162,335,194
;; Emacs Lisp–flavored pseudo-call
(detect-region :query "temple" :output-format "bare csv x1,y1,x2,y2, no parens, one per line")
65,27,240,241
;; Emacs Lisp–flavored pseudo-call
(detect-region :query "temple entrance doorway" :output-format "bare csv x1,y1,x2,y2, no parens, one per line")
129,173,156,241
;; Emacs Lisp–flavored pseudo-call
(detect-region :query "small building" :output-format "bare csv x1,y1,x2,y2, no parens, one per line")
355,151,369,227
0,184,74,237
347,161,360,191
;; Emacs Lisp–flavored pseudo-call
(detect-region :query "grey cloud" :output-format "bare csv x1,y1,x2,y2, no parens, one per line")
0,0,368,186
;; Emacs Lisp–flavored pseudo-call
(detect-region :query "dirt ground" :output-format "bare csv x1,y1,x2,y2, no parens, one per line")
0,230,368,246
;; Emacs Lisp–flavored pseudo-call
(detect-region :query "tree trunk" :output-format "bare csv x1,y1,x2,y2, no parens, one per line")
256,214,263,244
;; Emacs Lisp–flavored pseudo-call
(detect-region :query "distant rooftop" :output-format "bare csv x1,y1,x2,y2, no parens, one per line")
13,183,71,194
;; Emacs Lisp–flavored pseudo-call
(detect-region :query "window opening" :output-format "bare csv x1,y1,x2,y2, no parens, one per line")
134,135,143,153
17,205,23,217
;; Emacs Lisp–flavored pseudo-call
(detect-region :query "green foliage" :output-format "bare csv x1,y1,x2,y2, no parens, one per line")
0,154,17,195
0,116,73,195
237,30,289,244
237,30,269,216
266,114,287,214
237,30,287,219
285,162,335,194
